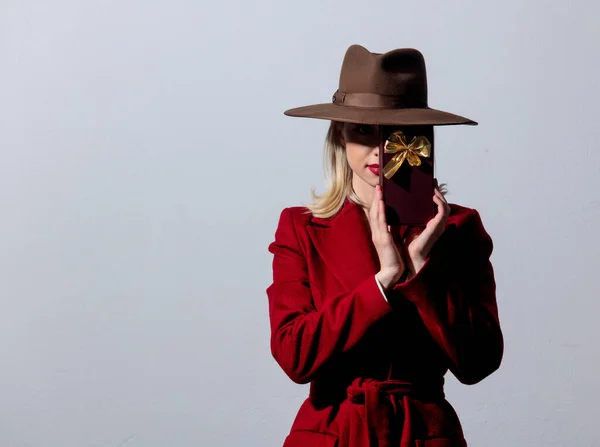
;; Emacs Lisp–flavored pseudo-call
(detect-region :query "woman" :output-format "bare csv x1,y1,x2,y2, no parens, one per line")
266,45,503,447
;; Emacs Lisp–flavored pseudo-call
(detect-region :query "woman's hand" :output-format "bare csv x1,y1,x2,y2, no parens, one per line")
403,186,451,277
369,185,406,290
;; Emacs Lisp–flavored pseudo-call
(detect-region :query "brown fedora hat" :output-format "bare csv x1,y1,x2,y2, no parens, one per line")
284,44,477,126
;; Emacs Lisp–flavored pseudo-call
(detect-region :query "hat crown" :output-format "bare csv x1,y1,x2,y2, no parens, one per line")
338,45,428,106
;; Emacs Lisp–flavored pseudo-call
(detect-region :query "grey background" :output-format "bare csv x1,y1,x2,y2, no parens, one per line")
1,0,599,446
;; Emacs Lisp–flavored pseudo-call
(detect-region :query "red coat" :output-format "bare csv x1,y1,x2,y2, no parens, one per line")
266,198,503,447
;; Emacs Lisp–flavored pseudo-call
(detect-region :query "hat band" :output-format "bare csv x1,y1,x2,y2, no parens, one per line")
332,90,426,108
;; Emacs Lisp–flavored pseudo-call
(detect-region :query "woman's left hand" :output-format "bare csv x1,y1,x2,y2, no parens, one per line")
403,186,451,277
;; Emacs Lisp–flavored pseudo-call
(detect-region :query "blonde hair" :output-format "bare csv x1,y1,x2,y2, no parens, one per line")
303,121,447,219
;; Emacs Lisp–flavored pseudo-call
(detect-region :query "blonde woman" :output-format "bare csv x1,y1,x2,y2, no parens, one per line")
266,45,503,447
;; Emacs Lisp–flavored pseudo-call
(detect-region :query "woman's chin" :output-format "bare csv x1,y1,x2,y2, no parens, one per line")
352,171,379,189
367,176,379,187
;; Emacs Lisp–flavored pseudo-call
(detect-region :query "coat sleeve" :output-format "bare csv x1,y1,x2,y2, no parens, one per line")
392,208,504,385
266,207,393,384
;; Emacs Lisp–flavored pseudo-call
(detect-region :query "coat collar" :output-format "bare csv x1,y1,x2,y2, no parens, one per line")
306,198,380,291
305,197,461,291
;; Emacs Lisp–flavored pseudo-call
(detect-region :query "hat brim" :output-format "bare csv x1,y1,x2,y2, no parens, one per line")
284,103,477,126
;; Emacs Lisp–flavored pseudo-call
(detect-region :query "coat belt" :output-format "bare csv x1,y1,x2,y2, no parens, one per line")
345,377,445,447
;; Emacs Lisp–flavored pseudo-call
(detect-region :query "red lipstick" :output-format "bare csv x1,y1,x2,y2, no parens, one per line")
367,164,380,175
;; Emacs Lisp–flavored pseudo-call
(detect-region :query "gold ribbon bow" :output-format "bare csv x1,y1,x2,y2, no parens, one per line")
382,130,432,179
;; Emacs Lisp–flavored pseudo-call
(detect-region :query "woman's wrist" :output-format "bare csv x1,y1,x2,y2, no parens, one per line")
376,267,406,291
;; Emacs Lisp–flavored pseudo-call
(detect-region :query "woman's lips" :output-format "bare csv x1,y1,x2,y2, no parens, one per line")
368,165,380,175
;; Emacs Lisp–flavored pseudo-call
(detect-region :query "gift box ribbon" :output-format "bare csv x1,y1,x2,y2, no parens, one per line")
382,130,432,179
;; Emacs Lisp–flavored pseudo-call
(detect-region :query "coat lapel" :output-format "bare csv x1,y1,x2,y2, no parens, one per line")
306,199,380,291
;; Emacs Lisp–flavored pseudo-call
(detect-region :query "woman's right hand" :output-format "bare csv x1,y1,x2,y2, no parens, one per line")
369,185,406,291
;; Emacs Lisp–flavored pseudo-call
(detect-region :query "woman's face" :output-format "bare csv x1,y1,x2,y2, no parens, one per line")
339,122,380,188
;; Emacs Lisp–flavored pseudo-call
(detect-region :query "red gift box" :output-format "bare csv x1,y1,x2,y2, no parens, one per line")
379,125,435,226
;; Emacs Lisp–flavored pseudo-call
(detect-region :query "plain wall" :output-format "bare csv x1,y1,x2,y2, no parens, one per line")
1,0,599,445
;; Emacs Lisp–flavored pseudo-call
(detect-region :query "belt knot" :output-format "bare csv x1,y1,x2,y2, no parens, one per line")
344,377,445,447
